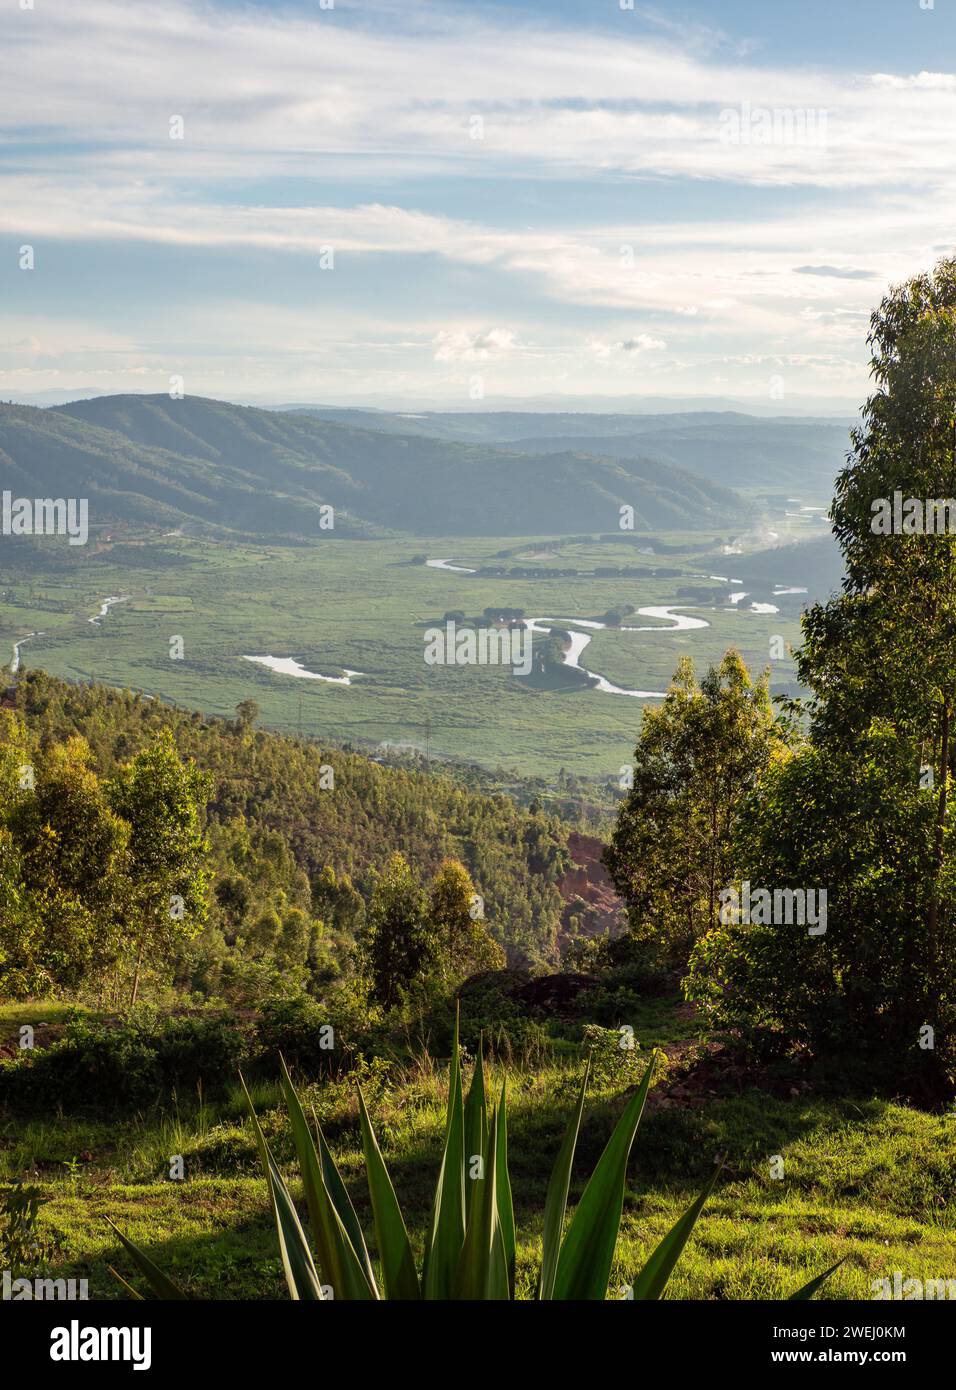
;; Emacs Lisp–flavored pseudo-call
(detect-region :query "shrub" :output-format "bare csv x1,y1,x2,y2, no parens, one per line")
0,1011,248,1114
254,996,350,1077
579,1022,655,1089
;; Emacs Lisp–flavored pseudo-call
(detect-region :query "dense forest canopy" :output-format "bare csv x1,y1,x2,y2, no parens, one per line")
0,670,571,1004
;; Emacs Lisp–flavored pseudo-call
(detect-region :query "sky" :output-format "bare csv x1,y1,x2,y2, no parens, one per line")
1,0,956,411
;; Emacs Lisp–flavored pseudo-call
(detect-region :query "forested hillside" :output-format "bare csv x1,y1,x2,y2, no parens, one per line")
291,406,849,493
4,671,571,1000
0,394,747,538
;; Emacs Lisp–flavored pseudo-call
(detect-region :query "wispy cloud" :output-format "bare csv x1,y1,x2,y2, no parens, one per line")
1,0,953,403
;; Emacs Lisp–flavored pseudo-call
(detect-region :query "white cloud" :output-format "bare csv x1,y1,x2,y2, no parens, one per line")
2,1,956,191
1,0,953,402
432,328,519,361
620,335,667,353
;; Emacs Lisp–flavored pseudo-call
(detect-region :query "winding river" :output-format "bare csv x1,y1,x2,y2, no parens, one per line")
524,607,709,699
89,595,130,626
10,632,42,675
243,655,364,685
426,558,478,574
239,555,797,702
424,551,812,697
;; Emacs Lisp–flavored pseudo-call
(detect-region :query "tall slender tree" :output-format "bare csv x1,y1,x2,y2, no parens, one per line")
108,730,210,1004
799,258,956,985
605,650,784,957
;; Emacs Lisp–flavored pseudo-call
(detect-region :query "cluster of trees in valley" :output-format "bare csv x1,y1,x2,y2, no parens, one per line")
0,670,569,1013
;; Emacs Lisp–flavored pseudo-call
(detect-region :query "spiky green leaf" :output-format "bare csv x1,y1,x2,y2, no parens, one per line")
423,1007,466,1298
277,1056,376,1300
105,1221,188,1300
789,1259,844,1300
356,1083,420,1299
537,1057,591,1300
241,1077,325,1301
630,1164,720,1300
495,1080,516,1298
455,1103,510,1300
463,1045,488,1221
552,1052,656,1301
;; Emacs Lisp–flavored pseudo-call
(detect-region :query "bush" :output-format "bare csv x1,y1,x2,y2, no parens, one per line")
0,1010,249,1114
580,1023,656,1089
254,996,346,1077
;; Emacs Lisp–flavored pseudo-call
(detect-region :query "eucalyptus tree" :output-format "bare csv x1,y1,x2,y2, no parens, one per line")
687,259,956,1095
799,258,956,981
605,650,784,958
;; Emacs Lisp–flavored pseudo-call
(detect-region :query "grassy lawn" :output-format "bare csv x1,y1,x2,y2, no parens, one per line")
3,997,953,1301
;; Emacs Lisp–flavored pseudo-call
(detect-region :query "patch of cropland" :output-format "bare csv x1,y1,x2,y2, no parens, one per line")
0,394,748,538
0,532,808,777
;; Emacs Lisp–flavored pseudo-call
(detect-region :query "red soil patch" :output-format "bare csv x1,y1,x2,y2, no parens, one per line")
557,832,624,944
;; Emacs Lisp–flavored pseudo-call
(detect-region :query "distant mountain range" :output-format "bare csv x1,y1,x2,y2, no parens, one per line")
0,394,751,539
287,407,851,494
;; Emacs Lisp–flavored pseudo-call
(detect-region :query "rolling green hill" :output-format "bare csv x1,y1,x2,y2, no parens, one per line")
11,669,571,966
0,395,749,538
289,406,850,494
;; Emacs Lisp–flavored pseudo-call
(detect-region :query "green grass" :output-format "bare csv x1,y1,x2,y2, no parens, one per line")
4,997,953,1301
0,1001,84,1030
1,530,807,778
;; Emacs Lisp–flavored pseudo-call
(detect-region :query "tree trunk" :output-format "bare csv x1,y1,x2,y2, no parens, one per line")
129,933,146,1006
706,781,717,933
928,693,951,962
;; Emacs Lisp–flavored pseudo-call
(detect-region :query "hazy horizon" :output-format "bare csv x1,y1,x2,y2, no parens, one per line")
3,0,955,410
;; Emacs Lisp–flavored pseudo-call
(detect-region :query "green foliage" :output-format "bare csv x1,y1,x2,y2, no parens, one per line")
234,699,260,730
254,996,348,1075
0,1011,249,1114
685,725,956,1092
0,711,210,1000
109,729,211,1002
0,1181,63,1275
606,650,785,958
579,1023,653,1089
0,720,129,995
110,1019,843,1302
113,1018,720,1301
428,858,505,982
688,258,956,1100
14,670,568,975
364,852,437,1008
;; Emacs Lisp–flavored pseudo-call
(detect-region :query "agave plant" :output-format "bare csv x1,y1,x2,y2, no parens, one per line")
111,1018,839,1301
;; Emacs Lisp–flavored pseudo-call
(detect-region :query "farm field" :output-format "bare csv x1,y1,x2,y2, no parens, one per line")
0,524,817,779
